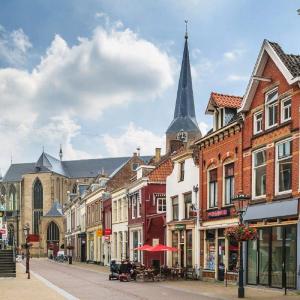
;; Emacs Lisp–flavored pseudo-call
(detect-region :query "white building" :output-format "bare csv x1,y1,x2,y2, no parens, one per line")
166,150,199,269
111,187,128,262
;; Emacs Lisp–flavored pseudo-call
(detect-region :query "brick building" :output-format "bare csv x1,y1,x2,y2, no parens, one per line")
240,40,300,289
196,92,243,281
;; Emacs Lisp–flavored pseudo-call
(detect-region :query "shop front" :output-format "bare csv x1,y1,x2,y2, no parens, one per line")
244,199,299,290
168,222,195,268
200,217,239,282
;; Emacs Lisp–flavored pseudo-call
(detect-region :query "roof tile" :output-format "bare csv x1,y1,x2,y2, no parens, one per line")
211,92,242,109
148,158,173,182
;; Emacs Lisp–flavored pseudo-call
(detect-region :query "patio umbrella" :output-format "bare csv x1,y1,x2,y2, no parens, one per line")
133,244,152,251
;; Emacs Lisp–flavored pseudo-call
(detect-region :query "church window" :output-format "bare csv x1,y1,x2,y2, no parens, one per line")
33,179,43,235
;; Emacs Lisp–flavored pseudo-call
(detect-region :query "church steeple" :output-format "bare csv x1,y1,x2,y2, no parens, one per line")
166,24,201,152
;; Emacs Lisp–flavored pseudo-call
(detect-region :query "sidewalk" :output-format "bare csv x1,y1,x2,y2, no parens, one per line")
55,260,300,300
0,263,64,300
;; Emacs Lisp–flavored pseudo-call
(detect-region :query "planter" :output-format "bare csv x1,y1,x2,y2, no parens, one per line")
225,225,257,242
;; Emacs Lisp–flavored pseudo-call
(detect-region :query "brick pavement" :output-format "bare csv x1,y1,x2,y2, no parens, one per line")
51,259,300,300
0,263,64,300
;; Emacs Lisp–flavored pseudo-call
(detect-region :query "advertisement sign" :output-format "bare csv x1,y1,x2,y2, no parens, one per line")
104,229,112,236
207,209,229,219
96,229,103,237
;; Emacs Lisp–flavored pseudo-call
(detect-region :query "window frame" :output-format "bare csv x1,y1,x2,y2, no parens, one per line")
223,162,235,206
281,97,291,123
275,138,293,195
156,197,166,213
253,111,263,134
207,168,218,209
179,161,185,182
184,192,192,219
265,88,278,130
172,196,179,221
252,148,267,199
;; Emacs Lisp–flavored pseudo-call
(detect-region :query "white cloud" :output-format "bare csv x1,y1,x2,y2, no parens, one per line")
199,121,209,135
223,49,244,61
227,74,248,82
0,26,32,66
102,122,165,157
0,24,175,173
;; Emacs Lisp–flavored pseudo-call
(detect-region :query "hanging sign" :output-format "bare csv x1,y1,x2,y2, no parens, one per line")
104,229,112,236
175,224,186,230
96,229,103,237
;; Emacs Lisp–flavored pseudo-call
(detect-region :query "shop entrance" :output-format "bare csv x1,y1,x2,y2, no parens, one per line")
217,239,225,281
247,225,297,289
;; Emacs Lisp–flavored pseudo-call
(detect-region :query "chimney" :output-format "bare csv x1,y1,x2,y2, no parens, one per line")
133,152,137,157
59,144,63,161
136,147,141,156
155,148,161,163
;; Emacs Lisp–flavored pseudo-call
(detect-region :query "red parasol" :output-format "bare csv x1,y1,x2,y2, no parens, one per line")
133,244,153,251
146,244,179,252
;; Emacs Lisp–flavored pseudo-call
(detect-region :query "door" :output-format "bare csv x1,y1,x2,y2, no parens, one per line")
81,239,86,262
258,228,269,285
271,227,283,288
218,239,225,281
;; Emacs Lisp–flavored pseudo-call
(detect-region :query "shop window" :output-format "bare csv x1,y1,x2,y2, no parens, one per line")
186,230,193,267
184,193,192,219
281,97,291,123
208,169,218,208
179,161,185,182
157,197,166,213
252,149,266,198
205,230,216,270
276,139,292,194
228,239,238,272
172,197,179,220
265,88,278,129
253,111,263,134
172,231,179,267
224,163,234,205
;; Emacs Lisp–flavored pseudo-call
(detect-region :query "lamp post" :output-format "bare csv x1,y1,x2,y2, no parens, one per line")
192,184,200,278
232,194,250,298
23,224,30,279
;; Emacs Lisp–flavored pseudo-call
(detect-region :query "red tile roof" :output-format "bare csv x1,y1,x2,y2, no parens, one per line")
148,158,173,182
211,92,242,109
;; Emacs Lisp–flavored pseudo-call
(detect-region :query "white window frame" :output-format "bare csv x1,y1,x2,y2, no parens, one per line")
252,148,267,199
281,97,291,123
207,167,218,209
156,197,166,213
265,88,278,130
131,196,136,219
253,111,263,134
223,161,235,206
137,194,141,218
275,138,292,195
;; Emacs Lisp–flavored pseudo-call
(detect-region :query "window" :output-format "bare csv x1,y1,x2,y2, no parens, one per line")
172,197,179,220
276,139,292,193
184,193,192,219
33,179,43,234
208,169,218,208
253,111,263,134
112,201,117,222
132,163,139,171
8,185,16,211
157,197,166,213
206,230,216,270
179,161,185,181
265,89,278,129
131,194,138,219
224,163,234,205
253,149,266,198
281,98,291,123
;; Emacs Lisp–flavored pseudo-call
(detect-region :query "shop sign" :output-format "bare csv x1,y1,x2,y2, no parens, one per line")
207,209,229,219
96,229,103,237
175,224,186,230
28,234,39,242
104,229,112,236
104,236,110,242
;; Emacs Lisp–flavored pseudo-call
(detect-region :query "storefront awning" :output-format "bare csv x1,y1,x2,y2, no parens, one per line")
243,198,299,221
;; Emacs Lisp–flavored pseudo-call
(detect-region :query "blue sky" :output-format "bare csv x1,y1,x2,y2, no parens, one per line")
0,0,300,173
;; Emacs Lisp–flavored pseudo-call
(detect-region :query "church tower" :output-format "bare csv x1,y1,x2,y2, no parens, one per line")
166,26,201,152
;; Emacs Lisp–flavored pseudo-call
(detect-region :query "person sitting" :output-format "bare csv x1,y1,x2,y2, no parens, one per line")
109,260,119,280
119,260,130,282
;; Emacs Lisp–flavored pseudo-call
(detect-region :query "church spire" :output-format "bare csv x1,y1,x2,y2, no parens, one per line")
166,24,200,135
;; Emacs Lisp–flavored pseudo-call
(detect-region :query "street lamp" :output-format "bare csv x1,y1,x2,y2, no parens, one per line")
232,194,250,298
23,224,30,279
192,184,200,279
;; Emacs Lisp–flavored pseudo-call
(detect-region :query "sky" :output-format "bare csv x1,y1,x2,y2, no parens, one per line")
0,0,300,174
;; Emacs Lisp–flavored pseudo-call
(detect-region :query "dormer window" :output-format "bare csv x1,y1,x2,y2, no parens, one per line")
265,88,278,129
